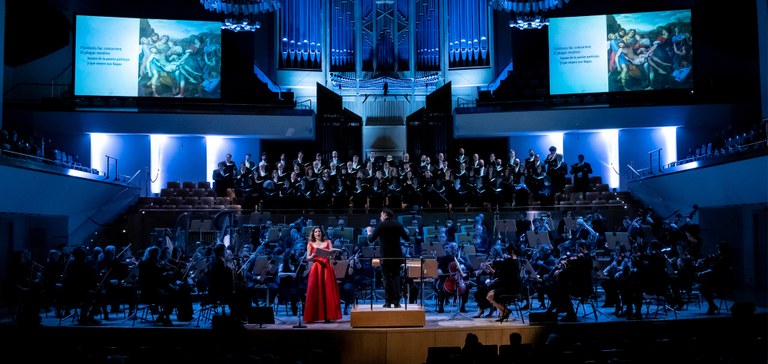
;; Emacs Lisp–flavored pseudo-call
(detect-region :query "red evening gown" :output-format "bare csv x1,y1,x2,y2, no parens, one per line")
303,241,342,322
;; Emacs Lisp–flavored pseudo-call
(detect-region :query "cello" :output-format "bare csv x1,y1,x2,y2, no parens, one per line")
443,257,468,295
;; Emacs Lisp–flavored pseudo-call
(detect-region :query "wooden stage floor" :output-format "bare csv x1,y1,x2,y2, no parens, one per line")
1,298,766,364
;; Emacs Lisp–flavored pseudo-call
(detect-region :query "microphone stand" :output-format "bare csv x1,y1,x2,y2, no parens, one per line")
292,300,306,328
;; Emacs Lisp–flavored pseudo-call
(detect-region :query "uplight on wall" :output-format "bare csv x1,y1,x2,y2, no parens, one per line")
150,135,169,194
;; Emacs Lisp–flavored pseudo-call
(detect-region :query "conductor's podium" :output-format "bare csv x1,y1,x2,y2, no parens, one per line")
350,305,426,328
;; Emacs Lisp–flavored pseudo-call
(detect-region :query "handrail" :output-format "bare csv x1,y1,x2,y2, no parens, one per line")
0,148,100,176
52,63,73,83
296,99,312,110
253,63,282,96
456,97,475,108
484,58,514,92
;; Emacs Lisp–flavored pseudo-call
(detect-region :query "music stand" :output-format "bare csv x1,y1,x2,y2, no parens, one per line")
466,254,487,271
454,233,472,244
605,232,631,252
302,225,318,238
461,243,477,256
361,246,381,258
496,219,517,241
251,256,270,276
342,243,356,254
563,217,577,231
266,228,282,244
526,231,553,250
358,235,371,246
412,257,439,313
337,228,354,243
332,259,350,279
423,226,439,238
420,242,445,257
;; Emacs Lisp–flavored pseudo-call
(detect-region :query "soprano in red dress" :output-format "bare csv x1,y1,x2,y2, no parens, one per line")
303,227,342,322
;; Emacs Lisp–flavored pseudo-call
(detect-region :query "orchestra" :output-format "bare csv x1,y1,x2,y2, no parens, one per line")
9,203,731,327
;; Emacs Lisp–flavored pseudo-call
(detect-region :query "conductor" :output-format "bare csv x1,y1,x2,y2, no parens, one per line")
366,208,409,308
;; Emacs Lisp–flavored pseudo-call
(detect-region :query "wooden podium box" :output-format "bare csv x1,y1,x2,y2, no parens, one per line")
350,306,425,328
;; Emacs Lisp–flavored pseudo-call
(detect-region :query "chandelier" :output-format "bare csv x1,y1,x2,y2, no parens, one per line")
509,15,548,30
489,0,568,13
200,0,281,32
490,0,570,30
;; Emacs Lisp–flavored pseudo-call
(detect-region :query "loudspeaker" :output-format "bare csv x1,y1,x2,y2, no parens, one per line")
528,310,558,325
247,306,275,326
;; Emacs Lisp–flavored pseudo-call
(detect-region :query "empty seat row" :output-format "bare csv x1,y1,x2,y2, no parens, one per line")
161,188,216,198
166,181,211,190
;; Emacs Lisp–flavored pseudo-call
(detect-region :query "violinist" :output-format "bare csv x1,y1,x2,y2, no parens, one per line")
336,248,362,315
206,243,240,319
241,247,279,308
43,248,66,317
96,245,131,320
138,246,193,325
697,242,733,315
276,245,306,316
545,241,593,322
600,247,630,314
472,244,504,318
436,242,470,313
63,246,101,325
10,249,44,326
528,244,556,310
486,244,524,322
667,241,696,311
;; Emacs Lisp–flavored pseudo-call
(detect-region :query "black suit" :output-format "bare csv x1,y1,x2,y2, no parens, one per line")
368,217,409,305
570,161,593,197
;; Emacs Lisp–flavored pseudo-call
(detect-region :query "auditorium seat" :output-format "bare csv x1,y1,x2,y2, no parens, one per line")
160,188,176,198
426,347,461,364
191,188,207,198
594,183,609,193
197,181,211,190
182,181,196,190
589,176,603,185
198,197,215,207
585,192,600,202
215,197,231,206
167,181,181,190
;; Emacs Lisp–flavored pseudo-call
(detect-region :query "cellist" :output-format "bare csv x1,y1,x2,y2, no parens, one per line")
436,242,470,314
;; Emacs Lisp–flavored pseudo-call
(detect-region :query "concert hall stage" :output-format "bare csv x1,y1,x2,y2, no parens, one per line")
1,298,766,364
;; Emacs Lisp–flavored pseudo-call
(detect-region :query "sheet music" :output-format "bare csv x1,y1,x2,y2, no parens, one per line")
314,247,340,259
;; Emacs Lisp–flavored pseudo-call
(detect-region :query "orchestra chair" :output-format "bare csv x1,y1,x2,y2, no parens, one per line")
571,292,603,322
124,289,159,326
411,257,439,312
496,293,526,324
195,299,226,328
643,293,678,319
678,282,702,311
